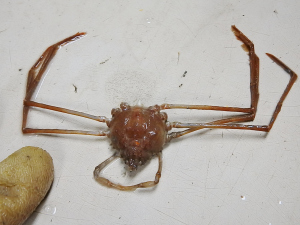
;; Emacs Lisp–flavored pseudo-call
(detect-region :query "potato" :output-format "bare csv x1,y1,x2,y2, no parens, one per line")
0,146,54,225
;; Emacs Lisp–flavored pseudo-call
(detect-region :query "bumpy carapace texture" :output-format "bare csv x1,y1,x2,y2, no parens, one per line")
0,146,54,225
108,103,171,171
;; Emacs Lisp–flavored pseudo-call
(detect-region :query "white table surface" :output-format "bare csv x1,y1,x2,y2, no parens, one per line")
0,1,299,224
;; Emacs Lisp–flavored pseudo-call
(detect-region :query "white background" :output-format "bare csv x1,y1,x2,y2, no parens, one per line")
0,1,299,224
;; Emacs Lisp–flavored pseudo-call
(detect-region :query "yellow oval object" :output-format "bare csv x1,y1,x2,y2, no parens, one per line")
0,146,54,225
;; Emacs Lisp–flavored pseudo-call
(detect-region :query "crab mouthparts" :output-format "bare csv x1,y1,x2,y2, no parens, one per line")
122,145,152,171
125,158,143,171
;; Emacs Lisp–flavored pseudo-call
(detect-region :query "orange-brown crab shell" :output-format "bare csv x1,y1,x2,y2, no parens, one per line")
107,102,170,170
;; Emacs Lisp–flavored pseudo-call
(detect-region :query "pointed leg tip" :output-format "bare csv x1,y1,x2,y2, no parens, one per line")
231,25,240,35
77,32,87,36
266,53,298,79
265,53,274,58
265,52,281,63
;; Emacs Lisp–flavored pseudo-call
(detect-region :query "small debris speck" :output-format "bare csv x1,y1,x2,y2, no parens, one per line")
100,58,110,64
73,84,77,93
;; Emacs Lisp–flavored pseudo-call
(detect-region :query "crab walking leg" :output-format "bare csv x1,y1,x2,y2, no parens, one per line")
94,153,163,191
161,25,260,118
22,100,110,135
23,32,86,131
22,101,109,136
23,128,108,136
160,104,253,113
25,32,86,100
231,25,260,115
264,53,298,128
168,113,255,140
23,100,108,123
169,54,297,133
